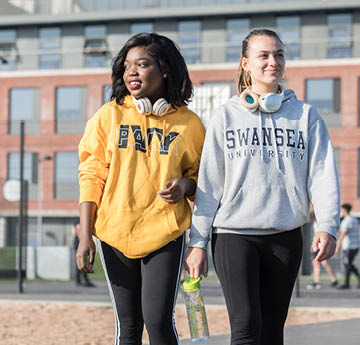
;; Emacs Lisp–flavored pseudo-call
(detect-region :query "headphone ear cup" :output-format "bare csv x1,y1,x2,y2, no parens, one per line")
141,97,152,114
133,96,152,114
240,89,259,112
258,92,284,113
153,98,170,116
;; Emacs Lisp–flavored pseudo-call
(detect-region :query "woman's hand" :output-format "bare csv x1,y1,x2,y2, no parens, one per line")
78,201,97,273
158,177,196,204
76,235,96,273
184,247,208,278
312,232,336,262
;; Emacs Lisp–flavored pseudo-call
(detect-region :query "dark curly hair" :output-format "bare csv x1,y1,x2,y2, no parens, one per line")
111,32,193,107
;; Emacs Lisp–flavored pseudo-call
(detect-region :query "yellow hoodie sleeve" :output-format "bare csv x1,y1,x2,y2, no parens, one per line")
181,115,206,201
78,110,111,207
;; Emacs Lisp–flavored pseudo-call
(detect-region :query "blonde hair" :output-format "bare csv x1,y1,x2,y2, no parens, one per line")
237,29,284,94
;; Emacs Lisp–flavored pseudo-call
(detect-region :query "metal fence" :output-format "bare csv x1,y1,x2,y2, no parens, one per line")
0,177,28,280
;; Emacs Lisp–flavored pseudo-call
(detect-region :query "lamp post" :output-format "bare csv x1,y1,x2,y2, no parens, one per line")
37,155,52,246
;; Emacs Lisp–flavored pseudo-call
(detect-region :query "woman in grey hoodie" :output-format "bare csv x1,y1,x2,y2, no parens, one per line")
185,29,340,345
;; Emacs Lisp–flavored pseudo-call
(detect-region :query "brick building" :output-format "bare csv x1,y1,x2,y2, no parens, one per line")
0,0,360,251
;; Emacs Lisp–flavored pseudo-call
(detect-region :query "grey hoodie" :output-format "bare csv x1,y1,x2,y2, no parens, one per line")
189,89,340,249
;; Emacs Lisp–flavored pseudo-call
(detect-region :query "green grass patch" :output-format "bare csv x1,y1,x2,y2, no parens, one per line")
0,247,16,270
91,252,106,279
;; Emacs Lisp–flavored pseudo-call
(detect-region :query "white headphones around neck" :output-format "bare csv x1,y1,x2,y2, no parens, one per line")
132,96,170,116
240,87,284,113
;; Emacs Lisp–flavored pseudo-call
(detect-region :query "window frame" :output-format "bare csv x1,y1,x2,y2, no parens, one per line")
39,26,61,69
83,24,109,68
55,86,87,134
178,20,201,65
305,77,341,129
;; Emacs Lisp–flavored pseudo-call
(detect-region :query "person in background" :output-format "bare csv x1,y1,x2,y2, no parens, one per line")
336,203,360,289
72,222,95,287
306,212,338,289
185,29,340,345
77,33,205,345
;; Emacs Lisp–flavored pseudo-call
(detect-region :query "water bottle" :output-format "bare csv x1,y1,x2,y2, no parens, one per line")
183,277,210,342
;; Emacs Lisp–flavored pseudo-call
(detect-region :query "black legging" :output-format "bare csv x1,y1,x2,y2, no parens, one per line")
343,248,360,286
212,229,303,345
98,234,185,345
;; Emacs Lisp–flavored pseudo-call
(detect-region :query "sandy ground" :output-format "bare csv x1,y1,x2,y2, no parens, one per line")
1,302,360,345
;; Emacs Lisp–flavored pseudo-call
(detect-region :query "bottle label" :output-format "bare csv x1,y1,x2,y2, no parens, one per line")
184,291,210,340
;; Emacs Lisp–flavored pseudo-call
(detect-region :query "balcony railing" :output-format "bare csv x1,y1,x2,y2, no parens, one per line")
4,0,358,16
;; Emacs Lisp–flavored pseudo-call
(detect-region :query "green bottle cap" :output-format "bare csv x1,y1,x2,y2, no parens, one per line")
183,277,201,292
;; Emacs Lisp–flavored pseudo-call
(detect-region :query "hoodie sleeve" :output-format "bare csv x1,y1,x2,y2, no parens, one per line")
181,115,206,201
189,110,225,249
307,107,340,238
78,111,111,207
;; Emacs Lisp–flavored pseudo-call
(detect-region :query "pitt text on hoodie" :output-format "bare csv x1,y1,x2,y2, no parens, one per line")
118,124,180,155
225,126,306,161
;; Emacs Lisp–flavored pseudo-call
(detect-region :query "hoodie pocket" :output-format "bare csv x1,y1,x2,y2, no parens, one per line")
165,207,180,235
215,185,308,230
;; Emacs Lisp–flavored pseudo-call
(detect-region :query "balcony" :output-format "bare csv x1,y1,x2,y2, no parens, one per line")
1,0,360,17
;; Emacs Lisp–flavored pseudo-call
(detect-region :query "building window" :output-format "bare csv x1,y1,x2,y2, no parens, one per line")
305,78,340,129
0,29,18,71
327,13,352,59
226,19,249,63
130,23,154,35
8,152,38,200
103,85,112,104
276,16,300,60
9,88,40,135
83,25,108,67
189,82,232,127
39,27,61,69
178,21,201,65
55,86,87,134
55,152,79,200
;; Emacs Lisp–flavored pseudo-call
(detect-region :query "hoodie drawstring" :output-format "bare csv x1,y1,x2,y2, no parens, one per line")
270,114,282,171
258,110,282,172
143,114,150,157
162,120,166,152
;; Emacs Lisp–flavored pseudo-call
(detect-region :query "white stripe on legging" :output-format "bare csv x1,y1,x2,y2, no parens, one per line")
171,234,186,345
96,238,121,345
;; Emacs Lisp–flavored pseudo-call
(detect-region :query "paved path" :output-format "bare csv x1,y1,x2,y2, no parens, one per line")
1,278,360,344
179,319,360,345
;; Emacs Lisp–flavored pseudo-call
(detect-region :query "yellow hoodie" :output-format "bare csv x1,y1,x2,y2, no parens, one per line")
78,96,205,258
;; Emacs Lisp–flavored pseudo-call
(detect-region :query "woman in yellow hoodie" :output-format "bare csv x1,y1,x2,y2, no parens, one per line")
77,33,205,345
